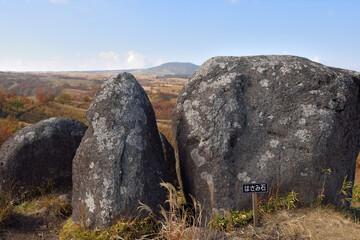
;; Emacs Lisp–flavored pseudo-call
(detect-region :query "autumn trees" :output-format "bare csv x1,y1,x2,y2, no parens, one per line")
0,92,28,117
36,93,55,103
0,117,25,147
56,93,72,105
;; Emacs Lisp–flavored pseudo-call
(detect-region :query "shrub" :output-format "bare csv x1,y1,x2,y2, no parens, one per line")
210,209,253,231
56,93,72,105
0,116,24,147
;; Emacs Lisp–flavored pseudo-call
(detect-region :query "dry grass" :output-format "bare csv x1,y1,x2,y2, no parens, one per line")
14,193,72,218
151,182,203,239
230,207,360,240
355,152,360,183
149,182,229,240
157,120,173,145
61,88,90,97
0,188,15,225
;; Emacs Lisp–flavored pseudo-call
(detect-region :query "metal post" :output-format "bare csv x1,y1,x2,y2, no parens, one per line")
252,193,258,227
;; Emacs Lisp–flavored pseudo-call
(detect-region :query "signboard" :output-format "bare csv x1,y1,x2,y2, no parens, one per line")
242,182,268,227
242,183,268,194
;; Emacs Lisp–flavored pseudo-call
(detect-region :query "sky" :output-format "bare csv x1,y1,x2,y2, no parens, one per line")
0,0,359,72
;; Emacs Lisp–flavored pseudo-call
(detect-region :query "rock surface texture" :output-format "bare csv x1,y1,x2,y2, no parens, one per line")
0,118,87,192
159,132,178,188
172,55,360,216
72,73,170,229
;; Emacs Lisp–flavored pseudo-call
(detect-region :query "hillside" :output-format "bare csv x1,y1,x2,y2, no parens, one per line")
71,62,199,77
0,66,188,145
130,62,199,77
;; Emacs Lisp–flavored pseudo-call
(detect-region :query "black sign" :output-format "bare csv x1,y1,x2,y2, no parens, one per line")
242,183,268,194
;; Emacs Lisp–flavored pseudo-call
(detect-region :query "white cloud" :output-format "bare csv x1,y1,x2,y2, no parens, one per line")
51,55,65,61
311,55,322,63
126,51,146,69
0,50,162,71
50,0,68,4
99,51,120,61
0,57,67,71
97,50,161,69
283,51,290,55
154,58,164,67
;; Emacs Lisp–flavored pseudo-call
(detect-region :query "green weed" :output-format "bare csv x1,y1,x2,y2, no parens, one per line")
210,209,253,231
210,188,298,232
315,168,331,206
59,217,158,240
339,175,353,206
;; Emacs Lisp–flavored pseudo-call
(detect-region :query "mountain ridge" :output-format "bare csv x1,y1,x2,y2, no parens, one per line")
129,62,199,76
75,62,200,77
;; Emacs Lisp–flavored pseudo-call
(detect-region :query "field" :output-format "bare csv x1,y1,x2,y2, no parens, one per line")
0,71,182,146
1,71,360,239
0,70,182,238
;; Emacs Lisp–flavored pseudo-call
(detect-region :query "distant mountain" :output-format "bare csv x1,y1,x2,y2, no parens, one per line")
129,62,199,77
73,62,200,77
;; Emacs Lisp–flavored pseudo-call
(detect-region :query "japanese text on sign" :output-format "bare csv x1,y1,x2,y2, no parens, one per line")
242,183,268,194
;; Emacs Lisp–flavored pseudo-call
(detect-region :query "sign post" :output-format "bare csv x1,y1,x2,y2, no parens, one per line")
252,193,258,226
242,183,268,227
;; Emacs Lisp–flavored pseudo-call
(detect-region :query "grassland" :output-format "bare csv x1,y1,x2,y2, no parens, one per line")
1,71,360,239
2,180,360,239
0,71,182,145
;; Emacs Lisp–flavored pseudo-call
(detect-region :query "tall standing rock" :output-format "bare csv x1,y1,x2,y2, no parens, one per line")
0,118,87,192
72,73,170,229
172,56,360,216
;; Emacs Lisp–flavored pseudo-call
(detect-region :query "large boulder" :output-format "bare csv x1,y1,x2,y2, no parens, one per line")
72,73,170,229
159,132,178,188
0,117,87,192
172,55,360,216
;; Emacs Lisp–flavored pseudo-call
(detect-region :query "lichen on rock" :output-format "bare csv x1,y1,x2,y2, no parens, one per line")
72,73,170,229
172,55,360,217
0,118,87,192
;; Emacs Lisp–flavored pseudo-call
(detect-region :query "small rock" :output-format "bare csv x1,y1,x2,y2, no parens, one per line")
59,194,71,202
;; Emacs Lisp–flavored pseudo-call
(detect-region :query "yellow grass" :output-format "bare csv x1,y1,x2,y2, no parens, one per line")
230,207,360,240
61,88,90,97
355,152,360,183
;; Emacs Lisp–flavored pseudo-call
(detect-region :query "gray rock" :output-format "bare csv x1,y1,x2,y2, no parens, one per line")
72,73,170,229
0,117,87,192
59,194,71,202
172,55,360,217
159,132,178,188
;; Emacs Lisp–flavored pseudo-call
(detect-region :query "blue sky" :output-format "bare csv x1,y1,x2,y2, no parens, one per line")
0,0,359,71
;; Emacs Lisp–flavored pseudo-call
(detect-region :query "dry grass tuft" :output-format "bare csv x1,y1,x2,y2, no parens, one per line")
230,207,360,240
0,188,15,225
14,193,72,218
153,182,206,239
